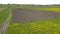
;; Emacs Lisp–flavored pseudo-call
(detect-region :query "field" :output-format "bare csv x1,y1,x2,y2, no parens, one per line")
5,17,60,34
0,4,60,34
14,5,60,12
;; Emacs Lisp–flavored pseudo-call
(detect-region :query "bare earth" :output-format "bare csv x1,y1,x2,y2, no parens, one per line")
12,8,60,23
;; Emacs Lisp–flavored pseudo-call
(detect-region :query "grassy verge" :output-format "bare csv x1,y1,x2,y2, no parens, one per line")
5,17,60,34
0,9,9,27
0,5,14,27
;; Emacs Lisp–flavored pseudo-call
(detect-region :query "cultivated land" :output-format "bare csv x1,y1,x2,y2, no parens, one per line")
0,4,60,34
5,8,60,34
13,8,60,22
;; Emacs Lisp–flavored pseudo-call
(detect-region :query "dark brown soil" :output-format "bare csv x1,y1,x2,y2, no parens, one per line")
12,8,60,23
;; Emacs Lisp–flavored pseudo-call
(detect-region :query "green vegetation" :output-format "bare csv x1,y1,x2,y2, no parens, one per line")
5,17,60,34
31,7,60,12
0,4,60,34
1,4,60,12
14,5,60,12
0,5,13,27
0,9,9,26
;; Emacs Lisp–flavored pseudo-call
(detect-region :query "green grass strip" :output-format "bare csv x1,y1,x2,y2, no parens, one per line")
5,17,60,34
